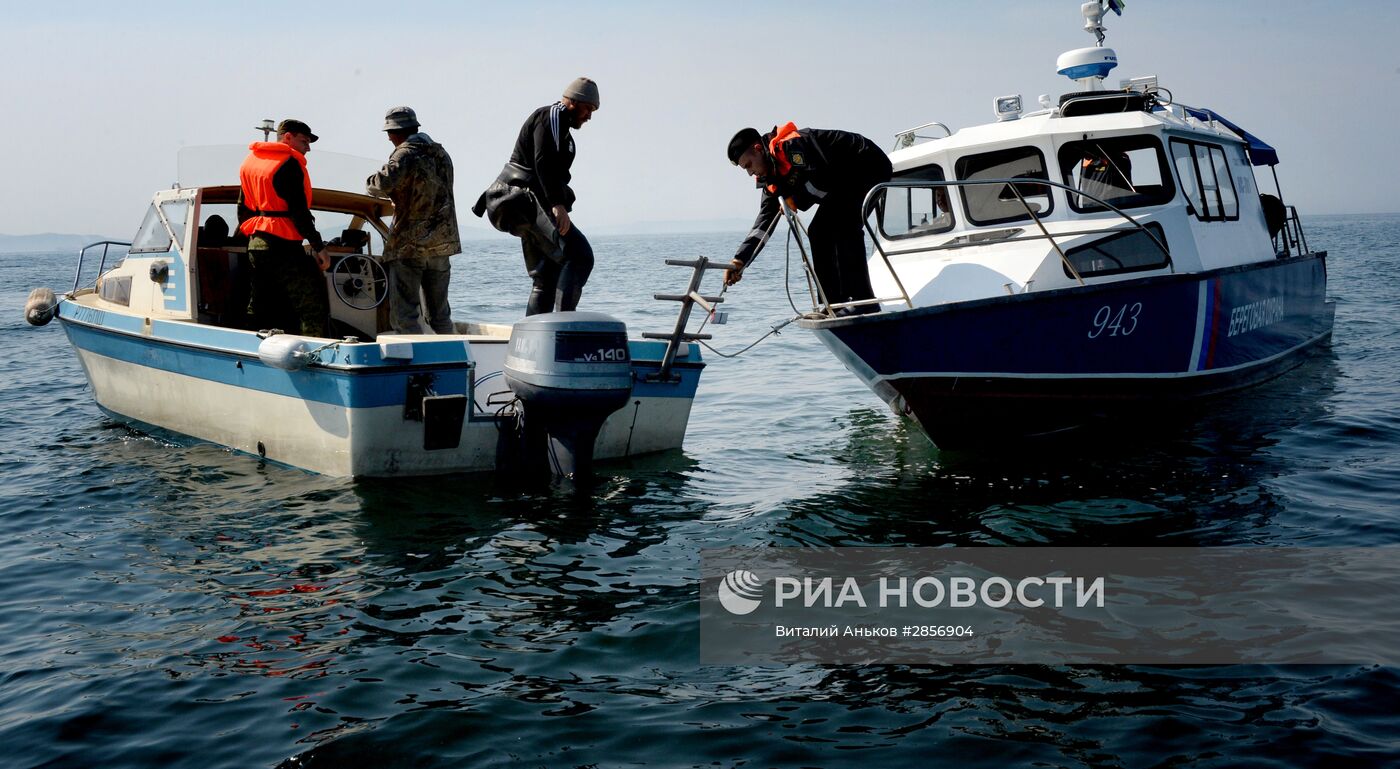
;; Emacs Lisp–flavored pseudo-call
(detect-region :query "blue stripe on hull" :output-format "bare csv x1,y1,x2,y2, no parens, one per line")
61,301,479,367
628,340,705,400
58,311,704,408
62,319,469,408
630,362,704,399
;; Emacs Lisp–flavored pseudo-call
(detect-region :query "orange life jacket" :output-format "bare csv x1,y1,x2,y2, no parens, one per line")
238,142,313,241
765,121,803,194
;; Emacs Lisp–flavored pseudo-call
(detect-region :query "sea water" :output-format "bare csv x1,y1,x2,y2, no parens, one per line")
0,217,1397,767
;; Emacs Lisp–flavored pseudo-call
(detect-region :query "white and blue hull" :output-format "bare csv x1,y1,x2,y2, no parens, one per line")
58,296,703,477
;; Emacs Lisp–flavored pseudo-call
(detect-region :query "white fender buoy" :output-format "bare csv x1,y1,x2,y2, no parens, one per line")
25,287,57,326
257,335,315,371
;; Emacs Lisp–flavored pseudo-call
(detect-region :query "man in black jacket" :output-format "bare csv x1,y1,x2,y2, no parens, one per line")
508,77,600,315
725,123,892,315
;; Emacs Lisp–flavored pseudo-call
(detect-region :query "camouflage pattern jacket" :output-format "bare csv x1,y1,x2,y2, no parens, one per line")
366,133,461,261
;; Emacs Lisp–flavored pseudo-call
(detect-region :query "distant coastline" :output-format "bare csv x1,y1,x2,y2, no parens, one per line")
1,218,760,254
15,214,1399,254
0,233,120,255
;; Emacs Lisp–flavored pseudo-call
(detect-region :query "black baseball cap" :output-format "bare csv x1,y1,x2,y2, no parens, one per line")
277,119,319,142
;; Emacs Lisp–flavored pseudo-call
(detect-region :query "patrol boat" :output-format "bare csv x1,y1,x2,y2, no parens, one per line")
793,1,1333,447
25,142,705,477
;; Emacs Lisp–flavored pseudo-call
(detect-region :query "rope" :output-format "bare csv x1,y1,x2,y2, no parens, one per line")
685,219,812,360
783,214,814,316
697,315,798,359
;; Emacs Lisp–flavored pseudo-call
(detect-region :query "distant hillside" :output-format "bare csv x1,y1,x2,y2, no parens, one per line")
459,224,513,242
588,218,754,236
0,233,121,254
459,219,760,239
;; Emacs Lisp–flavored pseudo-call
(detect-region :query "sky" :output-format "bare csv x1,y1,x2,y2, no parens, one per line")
2,0,1398,238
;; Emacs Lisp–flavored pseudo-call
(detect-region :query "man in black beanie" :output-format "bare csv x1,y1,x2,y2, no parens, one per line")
725,122,892,315
507,77,600,315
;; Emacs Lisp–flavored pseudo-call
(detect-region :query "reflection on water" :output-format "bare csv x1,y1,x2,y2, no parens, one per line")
775,351,1341,549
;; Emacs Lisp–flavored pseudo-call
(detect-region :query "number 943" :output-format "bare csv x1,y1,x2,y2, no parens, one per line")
1088,302,1142,339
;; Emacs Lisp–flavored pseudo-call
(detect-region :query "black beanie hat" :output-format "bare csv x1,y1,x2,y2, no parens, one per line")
727,127,762,164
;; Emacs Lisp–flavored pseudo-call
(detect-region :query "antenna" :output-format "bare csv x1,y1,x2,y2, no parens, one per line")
1082,1,1107,46
255,119,274,141
1058,1,1124,90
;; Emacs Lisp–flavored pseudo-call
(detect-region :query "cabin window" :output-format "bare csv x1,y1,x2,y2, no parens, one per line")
1171,143,1203,215
1057,135,1174,213
955,146,1054,226
98,275,132,306
129,204,173,253
129,199,191,254
159,199,190,251
1062,222,1170,278
1210,146,1239,218
872,164,955,239
1169,138,1239,222
1194,144,1221,219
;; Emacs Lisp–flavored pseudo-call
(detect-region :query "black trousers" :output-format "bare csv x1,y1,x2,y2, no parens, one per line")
524,224,594,316
248,235,328,337
806,192,876,308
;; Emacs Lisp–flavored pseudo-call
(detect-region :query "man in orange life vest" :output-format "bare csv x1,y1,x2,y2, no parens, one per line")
237,119,331,337
725,123,892,315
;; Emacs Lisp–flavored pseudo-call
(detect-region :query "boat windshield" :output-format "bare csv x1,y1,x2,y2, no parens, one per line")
1057,135,1174,213
954,146,1054,226
193,197,386,255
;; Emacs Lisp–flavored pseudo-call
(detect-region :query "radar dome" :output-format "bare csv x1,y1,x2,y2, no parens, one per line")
1057,47,1118,81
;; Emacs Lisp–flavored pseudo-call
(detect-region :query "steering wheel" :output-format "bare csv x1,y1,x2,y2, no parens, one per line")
331,254,388,310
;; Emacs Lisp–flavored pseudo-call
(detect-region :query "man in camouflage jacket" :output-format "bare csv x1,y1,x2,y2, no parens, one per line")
367,106,461,334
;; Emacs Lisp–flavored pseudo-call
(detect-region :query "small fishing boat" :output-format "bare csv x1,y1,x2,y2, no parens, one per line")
26,143,706,477
793,1,1333,447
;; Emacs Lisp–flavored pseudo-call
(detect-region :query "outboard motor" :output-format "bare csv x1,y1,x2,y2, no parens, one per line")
503,312,633,479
